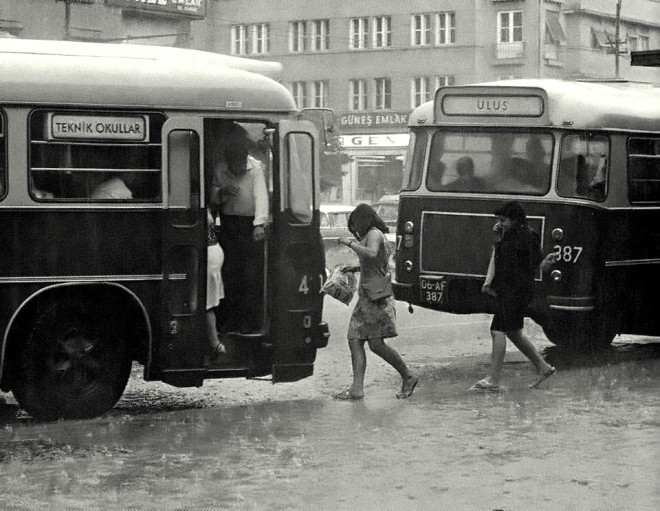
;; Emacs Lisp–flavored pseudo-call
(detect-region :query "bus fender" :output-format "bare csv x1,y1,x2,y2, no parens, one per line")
0,281,152,388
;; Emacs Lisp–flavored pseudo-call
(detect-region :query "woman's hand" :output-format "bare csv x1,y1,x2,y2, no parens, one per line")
338,236,353,247
540,252,560,272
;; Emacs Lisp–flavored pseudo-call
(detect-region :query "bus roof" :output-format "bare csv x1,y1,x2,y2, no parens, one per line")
0,39,296,112
410,79,660,133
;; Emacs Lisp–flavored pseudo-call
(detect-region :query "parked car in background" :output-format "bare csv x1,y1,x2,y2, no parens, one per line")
320,203,354,250
372,195,399,231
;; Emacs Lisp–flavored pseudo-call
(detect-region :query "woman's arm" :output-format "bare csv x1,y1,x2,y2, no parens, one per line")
338,230,381,261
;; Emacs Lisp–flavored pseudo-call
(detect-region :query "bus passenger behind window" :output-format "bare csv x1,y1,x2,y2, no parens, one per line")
211,131,269,334
91,173,133,200
445,156,486,191
427,160,446,190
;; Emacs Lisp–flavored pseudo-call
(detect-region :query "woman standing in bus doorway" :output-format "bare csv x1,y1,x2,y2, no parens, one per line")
206,209,226,365
335,204,418,400
473,201,557,392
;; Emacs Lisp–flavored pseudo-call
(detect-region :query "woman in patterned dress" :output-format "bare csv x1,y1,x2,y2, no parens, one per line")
335,204,418,400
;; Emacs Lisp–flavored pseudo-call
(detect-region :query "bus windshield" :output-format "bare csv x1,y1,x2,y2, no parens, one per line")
426,130,553,195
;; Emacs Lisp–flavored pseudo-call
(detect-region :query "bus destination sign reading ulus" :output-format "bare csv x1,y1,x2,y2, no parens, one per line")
441,95,544,117
47,114,149,142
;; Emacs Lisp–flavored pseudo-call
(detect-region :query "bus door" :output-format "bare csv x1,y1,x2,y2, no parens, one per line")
270,120,328,382
159,118,206,386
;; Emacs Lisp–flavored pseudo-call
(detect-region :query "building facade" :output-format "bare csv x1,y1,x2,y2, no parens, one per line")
196,0,660,204
1,0,659,203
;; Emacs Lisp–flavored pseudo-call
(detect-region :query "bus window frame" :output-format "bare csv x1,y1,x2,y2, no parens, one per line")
423,128,553,195
27,108,165,204
556,131,610,203
401,129,427,191
282,130,316,224
627,136,660,205
0,109,6,201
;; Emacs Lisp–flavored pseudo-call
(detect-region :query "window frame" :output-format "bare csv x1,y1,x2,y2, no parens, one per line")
350,17,369,50
411,76,432,109
498,10,523,43
411,14,432,46
373,15,392,48
312,80,329,108
289,20,308,53
349,79,368,111
310,19,330,52
628,136,660,205
436,12,456,45
291,81,307,109
374,77,392,111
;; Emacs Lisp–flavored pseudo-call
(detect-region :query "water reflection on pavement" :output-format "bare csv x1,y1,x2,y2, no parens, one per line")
1,300,659,510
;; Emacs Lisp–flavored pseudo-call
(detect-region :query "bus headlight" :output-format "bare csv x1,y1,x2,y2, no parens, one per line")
404,221,414,234
404,260,413,272
551,269,562,282
552,228,564,241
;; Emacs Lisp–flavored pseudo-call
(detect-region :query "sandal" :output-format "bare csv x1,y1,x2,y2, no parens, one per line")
529,366,556,389
396,376,419,399
333,389,364,401
469,378,500,392
205,342,226,366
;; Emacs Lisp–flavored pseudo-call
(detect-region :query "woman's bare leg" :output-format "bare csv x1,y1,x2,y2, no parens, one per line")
506,329,553,374
488,330,507,385
347,338,367,397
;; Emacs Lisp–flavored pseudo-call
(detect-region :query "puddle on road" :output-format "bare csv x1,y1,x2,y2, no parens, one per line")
1,340,658,510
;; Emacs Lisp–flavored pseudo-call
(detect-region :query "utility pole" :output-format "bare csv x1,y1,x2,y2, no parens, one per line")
615,0,622,78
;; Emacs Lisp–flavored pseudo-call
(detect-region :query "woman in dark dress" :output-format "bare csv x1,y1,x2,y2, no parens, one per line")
473,201,557,391
335,204,418,400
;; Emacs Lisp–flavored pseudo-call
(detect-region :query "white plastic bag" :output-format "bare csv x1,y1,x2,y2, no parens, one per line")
321,265,357,305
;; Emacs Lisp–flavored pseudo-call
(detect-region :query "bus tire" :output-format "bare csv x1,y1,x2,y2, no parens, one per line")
541,311,615,350
12,298,132,420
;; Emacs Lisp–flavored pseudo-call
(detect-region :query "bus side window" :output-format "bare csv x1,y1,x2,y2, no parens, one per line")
402,130,427,191
0,112,5,198
558,134,608,201
28,110,164,202
628,137,660,204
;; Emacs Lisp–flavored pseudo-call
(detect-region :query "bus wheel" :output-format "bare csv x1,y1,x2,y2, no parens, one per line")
541,312,615,350
12,299,132,420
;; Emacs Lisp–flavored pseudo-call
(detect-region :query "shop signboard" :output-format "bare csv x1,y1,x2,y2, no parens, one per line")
105,0,206,19
338,111,410,132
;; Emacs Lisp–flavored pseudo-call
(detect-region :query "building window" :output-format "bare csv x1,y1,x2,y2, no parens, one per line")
436,75,455,89
639,34,650,51
373,16,392,48
411,14,432,46
312,80,329,108
311,19,330,51
411,77,432,109
374,77,391,110
350,79,368,110
498,10,522,43
231,23,270,55
252,23,270,54
231,25,248,55
289,21,307,52
350,17,369,49
436,12,455,45
497,10,523,58
292,82,307,109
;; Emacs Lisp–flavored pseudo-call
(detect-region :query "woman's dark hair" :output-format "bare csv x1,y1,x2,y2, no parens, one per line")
348,203,389,239
494,200,527,226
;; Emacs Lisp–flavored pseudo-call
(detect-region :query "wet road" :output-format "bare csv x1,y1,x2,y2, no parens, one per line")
1,294,659,510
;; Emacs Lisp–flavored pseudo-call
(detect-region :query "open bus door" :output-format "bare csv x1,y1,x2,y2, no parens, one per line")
270,120,329,382
159,118,207,386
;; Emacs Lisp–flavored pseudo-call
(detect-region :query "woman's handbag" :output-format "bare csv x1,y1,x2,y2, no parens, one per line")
361,274,393,301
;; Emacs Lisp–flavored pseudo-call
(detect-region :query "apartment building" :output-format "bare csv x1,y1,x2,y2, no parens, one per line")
2,0,658,202
197,0,660,203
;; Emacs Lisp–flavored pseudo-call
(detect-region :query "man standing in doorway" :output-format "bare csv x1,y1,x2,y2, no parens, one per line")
211,125,269,334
